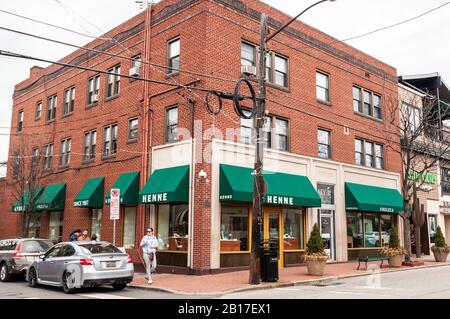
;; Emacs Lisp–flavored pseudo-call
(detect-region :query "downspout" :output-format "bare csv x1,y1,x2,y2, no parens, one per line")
188,98,195,271
137,1,153,266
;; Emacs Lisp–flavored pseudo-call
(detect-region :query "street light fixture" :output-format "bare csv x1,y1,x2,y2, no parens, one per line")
248,0,336,285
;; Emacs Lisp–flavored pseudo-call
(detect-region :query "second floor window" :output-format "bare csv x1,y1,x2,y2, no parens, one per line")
107,65,120,98
59,138,71,167
44,144,53,170
12,153,20,179
35,102,42,120
402,103,421,133
88,75,100,105
316,72,330,102
17,111,23,132
128,118,139,141
63,87,75,115
355,138,384,169
240,112,288,151
318,129,331,159
168,38,180,74
130,55,141,78
83,130,96,161
353,86,382,120
103,124,118,157
31,148,39,167
166,107,178,143
47,95,57,122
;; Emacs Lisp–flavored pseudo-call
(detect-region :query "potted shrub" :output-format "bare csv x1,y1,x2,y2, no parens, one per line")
305,223,328,276
381,226,406,267
431,226,449,262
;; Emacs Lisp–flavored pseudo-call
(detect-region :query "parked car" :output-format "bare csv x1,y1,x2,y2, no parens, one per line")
0,238,54,282
26,241,134,293
365,231,390,247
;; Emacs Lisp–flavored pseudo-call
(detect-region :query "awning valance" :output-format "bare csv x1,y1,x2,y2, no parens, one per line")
139,165,189,204
345,182,403,214
34,184,66,211
11,187,43,212
219,164,321,207
74,177,105,208
105,172,140,205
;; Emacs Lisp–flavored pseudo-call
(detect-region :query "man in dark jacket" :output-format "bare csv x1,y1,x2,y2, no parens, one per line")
69,229,81,241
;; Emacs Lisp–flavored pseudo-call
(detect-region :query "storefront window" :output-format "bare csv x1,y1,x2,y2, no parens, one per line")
283,209,304,250
123,207,136,248
347,212,363,248
48,212,63,242
91,209,102,239
158,204,189,251
348,212,396,249
380,214,393,247
364,213,380,248
221,205,249,252
28,213,41,238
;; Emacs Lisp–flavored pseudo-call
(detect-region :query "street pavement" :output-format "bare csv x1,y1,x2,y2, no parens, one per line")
219,265,450,299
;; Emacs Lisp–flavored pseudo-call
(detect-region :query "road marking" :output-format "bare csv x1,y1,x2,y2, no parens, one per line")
24,297,40,299
76,293,135,299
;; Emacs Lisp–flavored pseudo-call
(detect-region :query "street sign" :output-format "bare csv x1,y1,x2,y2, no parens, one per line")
110,188,120,220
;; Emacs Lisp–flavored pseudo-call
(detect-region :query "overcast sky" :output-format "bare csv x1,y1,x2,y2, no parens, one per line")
0,0,449,177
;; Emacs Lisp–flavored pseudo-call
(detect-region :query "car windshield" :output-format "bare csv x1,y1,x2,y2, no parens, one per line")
78,243,122,255
22,240,54,253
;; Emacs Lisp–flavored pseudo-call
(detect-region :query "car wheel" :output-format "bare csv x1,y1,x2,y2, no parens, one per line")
112,283,127,290
0,263,12,282
62,272,78,294
28,267,38,288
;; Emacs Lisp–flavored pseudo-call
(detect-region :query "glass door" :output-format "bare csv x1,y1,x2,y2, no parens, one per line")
319,209,335,261
264,207,283,268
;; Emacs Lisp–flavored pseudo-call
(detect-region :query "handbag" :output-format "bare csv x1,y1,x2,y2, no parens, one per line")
149,252,155,261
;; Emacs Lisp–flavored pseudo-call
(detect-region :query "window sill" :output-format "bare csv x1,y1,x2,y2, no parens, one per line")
354,111,383,123
102,154,117,161
166,71,179,79
35,117,41,121
105,94,120,103
62,112,73,119
86,102,98,109
59,165,70,170
246,76,290,93
127,138,138,145
81,159,95,165
46,120,55,125
317,99,332,107
355,163,385,171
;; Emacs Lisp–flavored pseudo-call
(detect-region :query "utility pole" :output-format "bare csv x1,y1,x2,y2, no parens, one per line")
249,13,268,285
248,0,336,285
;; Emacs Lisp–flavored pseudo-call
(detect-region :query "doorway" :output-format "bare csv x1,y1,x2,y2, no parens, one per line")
318,209,336,261
263,207,283,268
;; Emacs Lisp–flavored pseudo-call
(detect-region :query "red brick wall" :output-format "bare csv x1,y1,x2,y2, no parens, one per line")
2,0,401,272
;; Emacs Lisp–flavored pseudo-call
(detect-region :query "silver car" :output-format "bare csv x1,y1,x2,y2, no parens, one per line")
26,241,134,293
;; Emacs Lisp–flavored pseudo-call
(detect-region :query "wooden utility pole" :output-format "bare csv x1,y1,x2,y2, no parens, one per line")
249,13,268,285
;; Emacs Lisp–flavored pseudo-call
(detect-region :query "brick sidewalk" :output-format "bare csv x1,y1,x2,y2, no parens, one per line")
129,257,450,295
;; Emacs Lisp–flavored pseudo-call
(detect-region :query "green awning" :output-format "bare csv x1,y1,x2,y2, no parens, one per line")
219,164,321,207
11,187,43,212
345,182,403,214
105,172,140,205
139,165,189,204
74,177,105,208
34,184,66,211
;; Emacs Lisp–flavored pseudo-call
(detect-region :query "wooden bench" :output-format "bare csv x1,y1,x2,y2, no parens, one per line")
356,256,390,270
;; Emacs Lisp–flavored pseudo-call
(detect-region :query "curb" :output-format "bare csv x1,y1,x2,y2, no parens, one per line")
128,262,450,295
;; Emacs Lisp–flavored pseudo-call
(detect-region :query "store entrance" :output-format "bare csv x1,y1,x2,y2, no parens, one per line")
263,207,283,268
318,210,336,261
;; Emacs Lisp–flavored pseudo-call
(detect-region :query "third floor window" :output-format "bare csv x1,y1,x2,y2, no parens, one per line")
168,38,180,74
17,111,23,132
353,86,382,120
35,102,42,120
316,72,330,102
63,87,75,115
44,144,53,170
107,65,120,98
46,95,57,122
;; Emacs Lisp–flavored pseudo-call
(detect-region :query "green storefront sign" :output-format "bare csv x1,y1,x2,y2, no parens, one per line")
407,169,437,185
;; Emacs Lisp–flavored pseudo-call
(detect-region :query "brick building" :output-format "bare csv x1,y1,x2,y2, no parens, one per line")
3,0,403,274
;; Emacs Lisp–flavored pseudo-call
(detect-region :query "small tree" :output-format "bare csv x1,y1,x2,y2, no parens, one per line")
433,226,447,248
381,226,406,256
389,226,400,248
306,223,326,256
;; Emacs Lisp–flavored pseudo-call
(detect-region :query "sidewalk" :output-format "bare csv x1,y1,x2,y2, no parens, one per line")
129,257,450,295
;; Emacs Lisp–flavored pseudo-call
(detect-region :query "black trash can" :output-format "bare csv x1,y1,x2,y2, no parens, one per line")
260,240,279,282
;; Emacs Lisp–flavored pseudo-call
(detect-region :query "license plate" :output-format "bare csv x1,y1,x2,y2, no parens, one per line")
106,261,116,268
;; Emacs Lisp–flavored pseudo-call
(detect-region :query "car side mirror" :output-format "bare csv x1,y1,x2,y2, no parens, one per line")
39,254,45,260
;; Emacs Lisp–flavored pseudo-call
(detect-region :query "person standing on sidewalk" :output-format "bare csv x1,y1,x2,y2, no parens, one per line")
140,228,158,284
